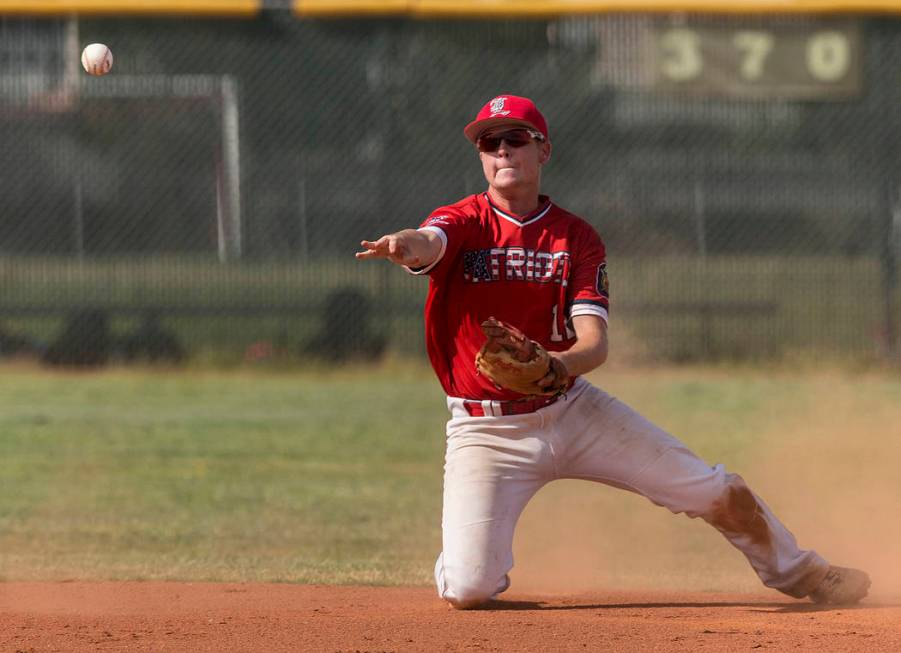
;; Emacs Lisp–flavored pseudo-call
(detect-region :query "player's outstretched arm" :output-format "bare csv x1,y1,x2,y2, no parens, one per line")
355,229,442,269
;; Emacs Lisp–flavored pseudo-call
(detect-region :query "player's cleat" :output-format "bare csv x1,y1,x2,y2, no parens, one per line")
808,566,871,605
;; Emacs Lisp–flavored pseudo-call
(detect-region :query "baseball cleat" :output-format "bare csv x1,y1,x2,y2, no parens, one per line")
808,565,871,605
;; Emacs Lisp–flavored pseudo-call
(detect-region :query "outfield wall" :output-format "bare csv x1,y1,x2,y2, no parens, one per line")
1,0,901,15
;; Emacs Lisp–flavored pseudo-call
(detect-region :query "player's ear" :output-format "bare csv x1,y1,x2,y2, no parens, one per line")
539,141,552,165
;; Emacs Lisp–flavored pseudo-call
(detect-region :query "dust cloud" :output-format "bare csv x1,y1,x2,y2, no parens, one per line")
512,368,901,601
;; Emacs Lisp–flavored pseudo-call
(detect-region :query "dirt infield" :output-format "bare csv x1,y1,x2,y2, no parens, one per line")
1,583,899,652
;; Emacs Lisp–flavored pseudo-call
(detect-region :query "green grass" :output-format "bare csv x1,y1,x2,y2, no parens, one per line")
0,363,899,587
0,364,448,584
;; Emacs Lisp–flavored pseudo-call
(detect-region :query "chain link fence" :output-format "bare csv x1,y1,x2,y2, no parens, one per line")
0,13,898,365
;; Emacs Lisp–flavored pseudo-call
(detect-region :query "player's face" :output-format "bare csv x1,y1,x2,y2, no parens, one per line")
477,127,551,193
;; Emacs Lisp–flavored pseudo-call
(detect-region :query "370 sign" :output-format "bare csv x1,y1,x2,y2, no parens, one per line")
653,22,861,99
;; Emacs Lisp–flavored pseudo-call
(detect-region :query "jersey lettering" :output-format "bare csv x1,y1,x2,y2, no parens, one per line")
505,248,526,280
534,252,554,281
552,251,569,286
462,247,570,284
463,249,492,282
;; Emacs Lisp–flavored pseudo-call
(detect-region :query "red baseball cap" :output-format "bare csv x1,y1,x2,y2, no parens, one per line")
463,95,549,144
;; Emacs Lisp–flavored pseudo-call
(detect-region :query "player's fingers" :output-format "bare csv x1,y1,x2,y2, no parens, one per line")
356,237,392,258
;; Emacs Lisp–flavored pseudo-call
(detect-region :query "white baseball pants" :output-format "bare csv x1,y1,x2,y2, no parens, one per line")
434,377,829,609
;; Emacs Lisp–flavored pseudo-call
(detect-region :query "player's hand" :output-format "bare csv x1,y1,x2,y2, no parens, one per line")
355,234,423,267
536,355,570,393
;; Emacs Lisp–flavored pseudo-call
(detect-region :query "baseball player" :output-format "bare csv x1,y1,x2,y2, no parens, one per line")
356,95,870,609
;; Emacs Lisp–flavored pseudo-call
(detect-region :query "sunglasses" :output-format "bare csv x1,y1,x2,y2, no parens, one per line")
476,128,544,153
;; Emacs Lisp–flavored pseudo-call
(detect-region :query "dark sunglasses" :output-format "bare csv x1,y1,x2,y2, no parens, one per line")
476,128,544,153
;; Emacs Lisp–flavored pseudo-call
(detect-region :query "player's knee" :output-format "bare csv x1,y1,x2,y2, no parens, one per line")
443,583,495,610
441,573,504,610
707,473,753,511
694,471,742,514
703,473,771,545
446,593,492,610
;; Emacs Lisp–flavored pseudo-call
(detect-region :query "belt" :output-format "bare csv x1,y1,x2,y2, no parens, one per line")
462,394,562,417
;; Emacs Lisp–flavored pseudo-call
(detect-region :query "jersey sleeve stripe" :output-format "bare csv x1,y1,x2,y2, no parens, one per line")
404,226,447,275
570,303,609,324
572,298,609,308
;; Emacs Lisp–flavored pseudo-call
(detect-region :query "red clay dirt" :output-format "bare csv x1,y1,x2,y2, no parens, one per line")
1,582,899,652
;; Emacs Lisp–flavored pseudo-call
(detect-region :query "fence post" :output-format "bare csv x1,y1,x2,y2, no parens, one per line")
219,74,242,261
885,189,900,359
878,28,899,360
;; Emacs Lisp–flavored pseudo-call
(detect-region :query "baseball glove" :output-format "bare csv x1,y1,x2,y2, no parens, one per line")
475,317,569,396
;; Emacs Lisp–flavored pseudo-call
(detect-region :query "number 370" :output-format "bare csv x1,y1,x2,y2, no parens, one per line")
659,28,852,83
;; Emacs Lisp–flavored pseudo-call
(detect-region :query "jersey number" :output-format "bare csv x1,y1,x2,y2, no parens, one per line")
550,305,576,342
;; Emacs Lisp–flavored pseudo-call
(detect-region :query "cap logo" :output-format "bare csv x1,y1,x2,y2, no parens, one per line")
489,96,510,117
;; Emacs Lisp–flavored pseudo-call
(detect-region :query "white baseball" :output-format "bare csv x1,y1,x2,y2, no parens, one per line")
81,43,113,76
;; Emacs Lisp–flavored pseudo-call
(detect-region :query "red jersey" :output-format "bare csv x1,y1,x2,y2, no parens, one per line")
408,192,609,400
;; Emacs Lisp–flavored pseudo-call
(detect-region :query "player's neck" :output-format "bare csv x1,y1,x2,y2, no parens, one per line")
486,187,541,218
